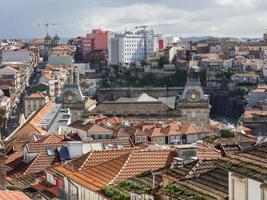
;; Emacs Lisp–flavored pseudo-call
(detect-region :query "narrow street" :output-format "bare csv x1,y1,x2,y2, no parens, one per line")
2,63,43,138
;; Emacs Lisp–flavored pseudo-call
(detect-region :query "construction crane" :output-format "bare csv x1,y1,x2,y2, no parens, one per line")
38,22,75,34
135,25,148,31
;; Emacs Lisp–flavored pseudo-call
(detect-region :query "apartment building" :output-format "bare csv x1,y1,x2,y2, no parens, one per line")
81,29,112,62
24,93,50,118
109,30,158,65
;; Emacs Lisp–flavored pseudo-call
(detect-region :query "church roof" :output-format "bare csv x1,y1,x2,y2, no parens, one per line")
116,93,158,103
63,84,84,101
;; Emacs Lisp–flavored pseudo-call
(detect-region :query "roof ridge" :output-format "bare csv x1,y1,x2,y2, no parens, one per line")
23,152,41,175
6,101,53,141
78,152,92,170
109,152,133,185
78,148,133,170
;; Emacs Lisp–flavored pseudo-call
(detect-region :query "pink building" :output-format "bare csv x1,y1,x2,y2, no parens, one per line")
159,38,164,50
81,29,110,62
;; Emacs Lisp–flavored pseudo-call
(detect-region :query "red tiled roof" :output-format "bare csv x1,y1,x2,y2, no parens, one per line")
53,149,175,190
92,102,172,113
26,93,47,99
67,154,129,190
68,120,112,133
111,150,175,183
0,190,31,200
196,143,221,160
37,135,65,144
7,101,54,141
31,38,45,44
142,122,207,137
71,149,132,170
6,140,63,179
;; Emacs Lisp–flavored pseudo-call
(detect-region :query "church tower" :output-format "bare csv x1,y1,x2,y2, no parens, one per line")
176,77,211,129
52,34,60,47
44,33,52,60
62,66,85,121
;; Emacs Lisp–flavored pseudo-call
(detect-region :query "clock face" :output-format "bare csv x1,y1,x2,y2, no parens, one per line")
191,93,197,100
67,95,73,101
187,90,200,101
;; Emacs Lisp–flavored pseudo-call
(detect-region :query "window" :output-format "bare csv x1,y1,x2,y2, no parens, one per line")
136,136,141,143
141,136,146,142
89,134,95,139
47,148,55,156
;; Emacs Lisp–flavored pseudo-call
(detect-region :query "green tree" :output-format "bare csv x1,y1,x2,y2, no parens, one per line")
215,67,233,82
215,67,233,88
158,55,169,68
140,73,156,86
233,86,248,98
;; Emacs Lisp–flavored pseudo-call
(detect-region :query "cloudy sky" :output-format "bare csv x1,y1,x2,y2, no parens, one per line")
0,0,267,39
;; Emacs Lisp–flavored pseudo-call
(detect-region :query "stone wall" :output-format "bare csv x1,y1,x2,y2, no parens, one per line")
97,87,245,118
97,87,184,102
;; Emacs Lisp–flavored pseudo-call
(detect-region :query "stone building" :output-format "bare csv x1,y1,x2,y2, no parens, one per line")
24,93,50,118
176,79,211,129
62,66,96,122
91,78,211,129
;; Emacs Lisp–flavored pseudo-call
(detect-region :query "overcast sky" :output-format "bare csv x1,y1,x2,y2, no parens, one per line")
1,0,267,39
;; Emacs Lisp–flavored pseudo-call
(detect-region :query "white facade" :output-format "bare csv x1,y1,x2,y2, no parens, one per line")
109,31,157,65
46,172,108,200
24,95,49,118
229,172,265,200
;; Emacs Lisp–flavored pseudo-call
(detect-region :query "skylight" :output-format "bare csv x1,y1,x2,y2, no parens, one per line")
47,148,55,156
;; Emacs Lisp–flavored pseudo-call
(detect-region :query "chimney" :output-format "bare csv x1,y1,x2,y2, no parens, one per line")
171,157,185,169
175,144,198,164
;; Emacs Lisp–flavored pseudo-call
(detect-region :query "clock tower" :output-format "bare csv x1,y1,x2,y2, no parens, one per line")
62,66,86,121
176,78,211,129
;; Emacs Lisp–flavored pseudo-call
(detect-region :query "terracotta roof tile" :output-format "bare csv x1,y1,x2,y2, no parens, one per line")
92,102,172,113
6,140,63,179
67,154,129,190
68,121,112,133
196,143,221,160
0,190,31,200
54,149,175,190
26,93,47,99
8,101,54,141
111,150,175,183
218,142,267,182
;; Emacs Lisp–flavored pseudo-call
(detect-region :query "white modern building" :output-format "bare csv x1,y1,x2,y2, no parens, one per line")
109,30,158,65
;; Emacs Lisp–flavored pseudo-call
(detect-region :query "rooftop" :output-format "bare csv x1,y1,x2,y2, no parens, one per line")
51,149,175,190
0,190,31,200
218,142,267,182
